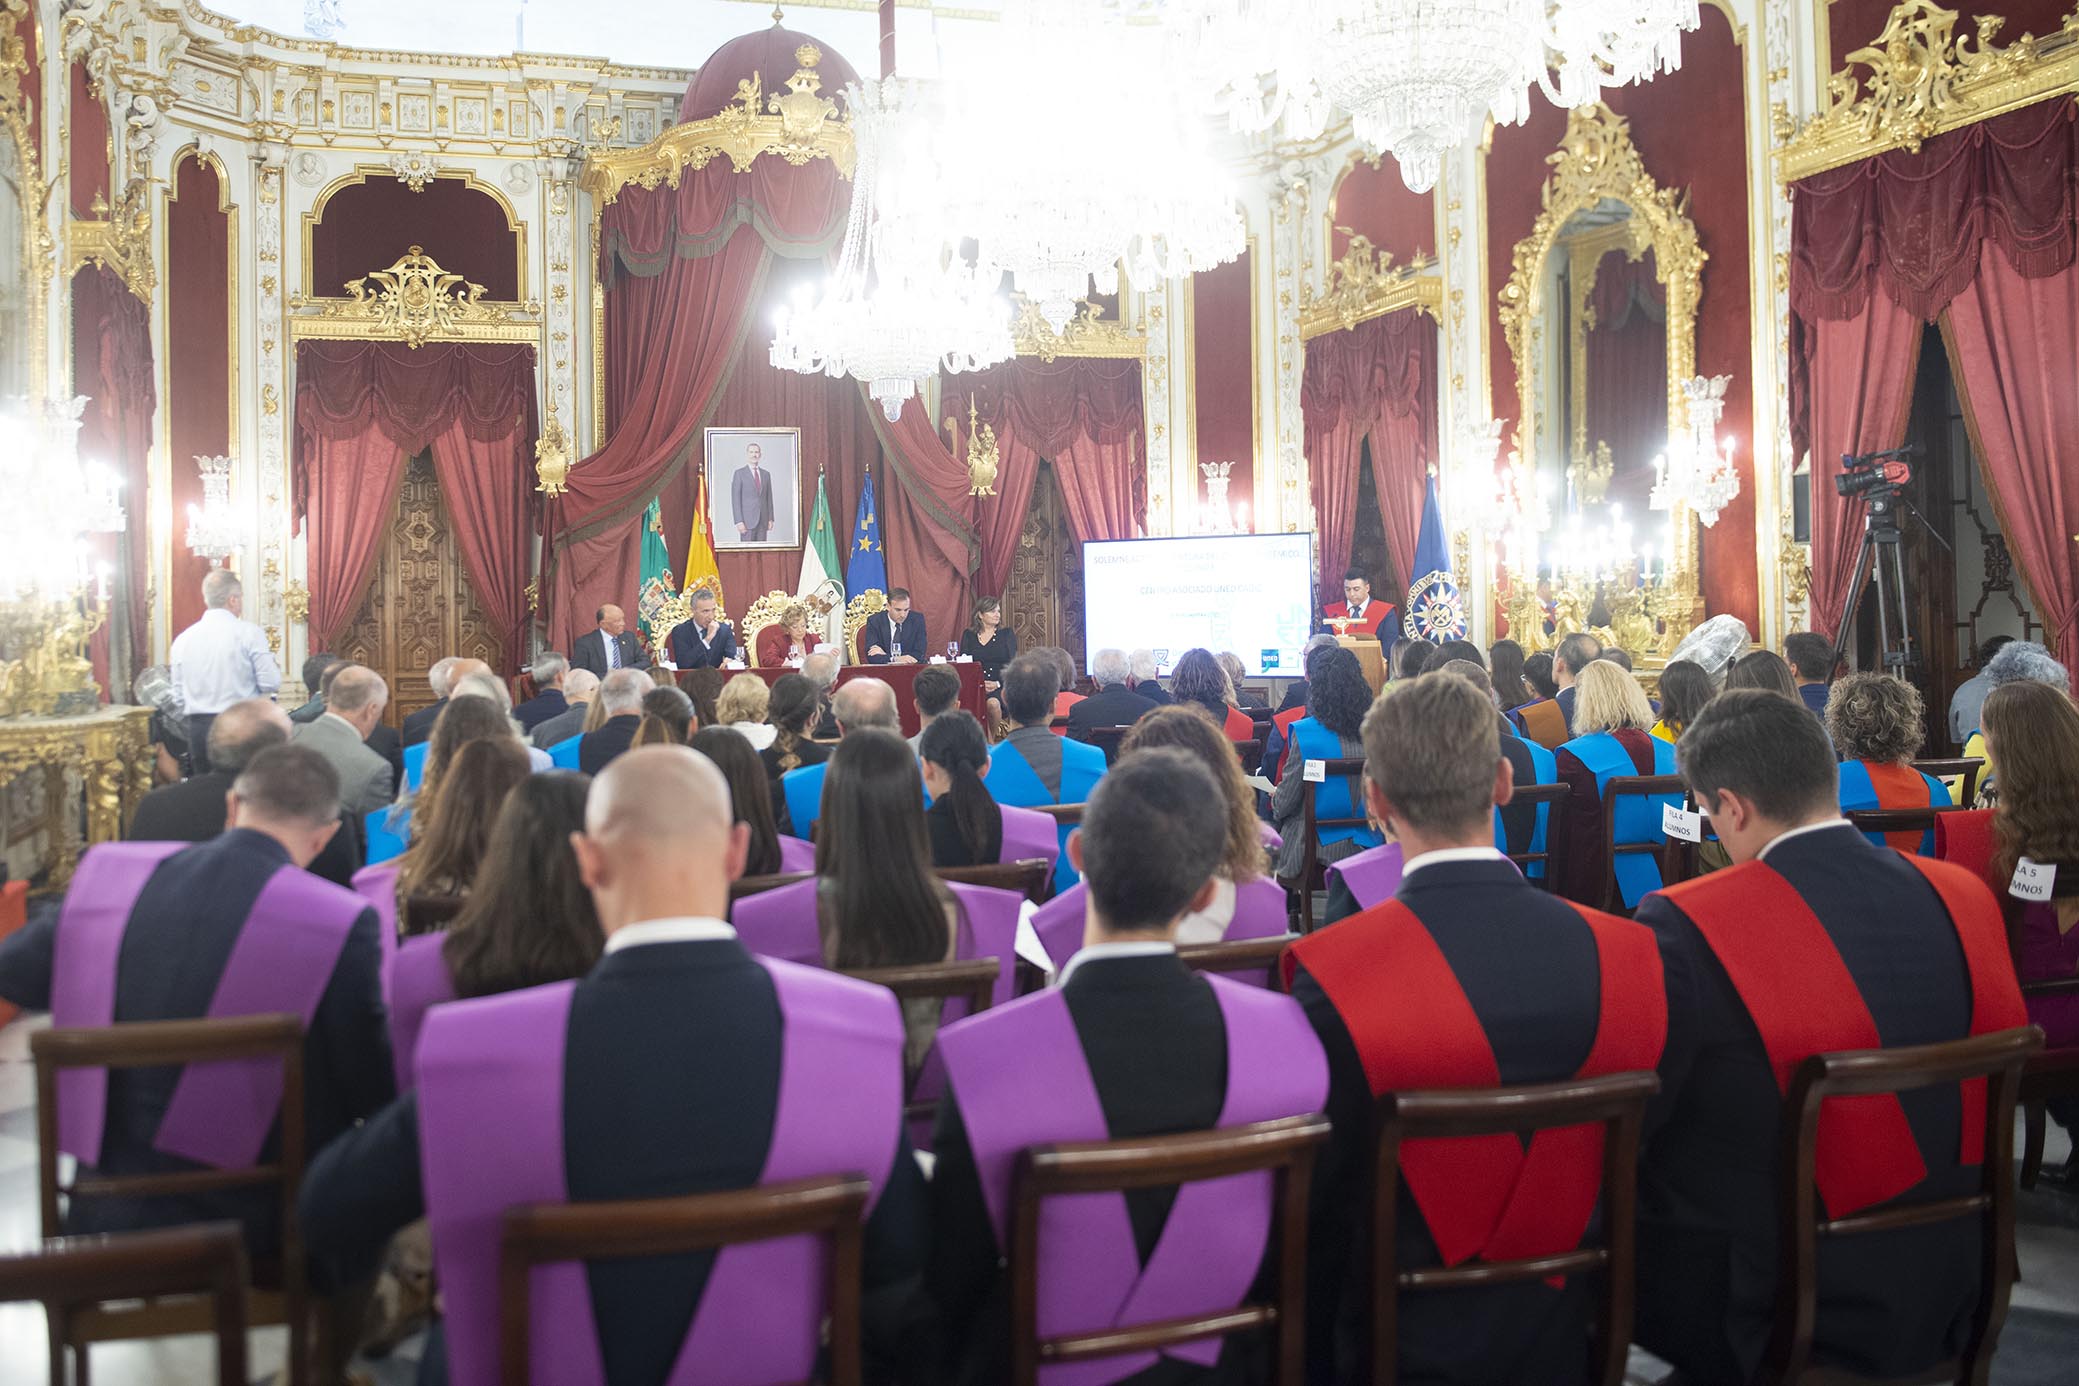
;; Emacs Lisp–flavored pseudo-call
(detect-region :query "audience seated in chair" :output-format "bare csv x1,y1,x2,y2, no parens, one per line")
511,652,572,734
920,712,1004,869
1827,671,1953,854
1634,690,2026,1384
1065,647,1159,749
1284,672,1667,1385
0,746,392,1261
577,668,655,777
629,684,696,749
1554,660,1679,908
781,677,901,841
529,667,599,752
387,737,532,931
1171,647,1257,740
299,745,927,1383
714,671,777,752
930,747,1330,1386
1509,648,1568,750
1269,646,1382,883
760,673,831,835
985,653,1108,893
691,725,808,877
1650,658,1717,744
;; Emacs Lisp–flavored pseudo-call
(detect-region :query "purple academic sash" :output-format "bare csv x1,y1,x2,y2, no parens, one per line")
999,804,1062,875
937,976,1329,1386
1030,879,1290,980
416,959,903,1386
777,835,817,874
383,933,457,1091
729,878,824,966
1324,841,1406,912
350,862,400,971
51,841,363,1170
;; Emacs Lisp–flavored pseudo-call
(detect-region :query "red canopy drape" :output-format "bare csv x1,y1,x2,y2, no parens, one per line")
1303,308,1438,596
292,341,537,654
72,265,156,677
1789,100,2078,651
1583,250,1667,517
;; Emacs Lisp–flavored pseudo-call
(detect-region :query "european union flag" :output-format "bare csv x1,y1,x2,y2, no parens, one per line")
849,470,889,597
1402,471,1467,642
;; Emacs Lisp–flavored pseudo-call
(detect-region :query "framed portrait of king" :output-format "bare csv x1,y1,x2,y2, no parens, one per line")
705,427,802,552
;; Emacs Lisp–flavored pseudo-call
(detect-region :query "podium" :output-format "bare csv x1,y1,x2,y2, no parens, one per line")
1338,636,1387,694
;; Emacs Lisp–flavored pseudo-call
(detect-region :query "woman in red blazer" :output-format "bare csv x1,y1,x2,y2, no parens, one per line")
754,603,822,668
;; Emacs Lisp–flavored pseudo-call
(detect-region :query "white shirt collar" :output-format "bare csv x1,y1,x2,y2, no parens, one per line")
1055,939,1175,988
1401,845,1507,880
1756,817,1855,862
603,916,736,954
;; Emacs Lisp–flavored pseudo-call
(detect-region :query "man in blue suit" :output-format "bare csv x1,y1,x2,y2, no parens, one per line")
667,588,738,669
860,587,928,666
986,654,1106,891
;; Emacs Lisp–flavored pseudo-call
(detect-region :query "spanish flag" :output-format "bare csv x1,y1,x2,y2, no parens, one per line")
684,470,724,613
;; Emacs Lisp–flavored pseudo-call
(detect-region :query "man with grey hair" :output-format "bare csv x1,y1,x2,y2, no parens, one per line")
579,667,656,776
514,652,572,733
1067,647,1158,744
169,569,282,774
1125,649,1171,705
293,664,395,815
1963,639,2069,789
402,655,463,747
530,668,600,751
667,588,737,669
447,670,553,772
780,677,898,837
802,649,842,738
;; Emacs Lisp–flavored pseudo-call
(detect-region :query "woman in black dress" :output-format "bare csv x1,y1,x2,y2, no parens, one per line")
958,595,1018,728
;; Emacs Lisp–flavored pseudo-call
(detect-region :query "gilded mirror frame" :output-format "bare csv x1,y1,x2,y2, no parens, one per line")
0,0,50,402
1498,103,1706,596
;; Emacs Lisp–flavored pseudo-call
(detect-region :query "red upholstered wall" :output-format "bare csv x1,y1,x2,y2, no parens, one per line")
1828,0,2071,72
1329,155,1436,265
68,60,108,218
1486,7,1758,629
308,177,520,301
166,154,231,638
1192,250,1255,521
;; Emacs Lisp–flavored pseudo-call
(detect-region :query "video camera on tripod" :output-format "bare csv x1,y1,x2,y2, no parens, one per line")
1833,446,1916,500
1828,444,1944,679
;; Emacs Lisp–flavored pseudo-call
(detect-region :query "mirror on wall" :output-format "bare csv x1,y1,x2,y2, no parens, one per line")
0,124,27,401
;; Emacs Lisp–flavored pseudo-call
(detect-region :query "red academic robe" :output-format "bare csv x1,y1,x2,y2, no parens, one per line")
1324,598,1395,638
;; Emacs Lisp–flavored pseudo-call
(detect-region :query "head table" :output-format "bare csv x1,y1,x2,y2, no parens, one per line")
675,660,987,738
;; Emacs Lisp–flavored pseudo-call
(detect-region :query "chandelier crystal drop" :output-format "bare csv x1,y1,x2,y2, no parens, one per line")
770,77,1013,422
187,454,242,564
1650,374,1741,527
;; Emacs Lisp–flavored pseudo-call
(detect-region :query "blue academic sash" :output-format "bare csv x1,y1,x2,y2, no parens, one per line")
781,762,830,841
1288,719,1383,852
546,735,583,771
1562,731,1677,907
403,741,430,793
1837,759,1949,856
985,739,1105,892
1496,733,1559,878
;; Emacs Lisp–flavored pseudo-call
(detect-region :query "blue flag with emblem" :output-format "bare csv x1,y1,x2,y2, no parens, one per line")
1403,471,1467,642
850,470,889,598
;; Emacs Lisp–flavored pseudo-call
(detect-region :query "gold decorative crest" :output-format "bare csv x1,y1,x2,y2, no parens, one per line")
1779,0,2079,181
1011,297,1146,362
534,410,571,497
580,46,855,206
289,246,540,348
70,178,156,302
956,396,999,497
1299,233,1442,340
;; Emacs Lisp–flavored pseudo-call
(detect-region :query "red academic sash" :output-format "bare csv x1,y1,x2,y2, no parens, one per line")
1660,857,2024,1216
1935,808,1998,887
1861,762,1942,854
1517,699,1569,752
1272,706,1307,777
1285,898,1666,1268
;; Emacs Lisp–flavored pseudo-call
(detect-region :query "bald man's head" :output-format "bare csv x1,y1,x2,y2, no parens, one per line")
208,698,292,776
449,658,493,687
574,745,747,933
833,677,899,735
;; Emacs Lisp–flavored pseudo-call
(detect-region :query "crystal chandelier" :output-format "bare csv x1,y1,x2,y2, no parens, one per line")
187,454,242,563
771,77,1013,422
0,397,125,603
1167,0,1331,141
1651,374,1741,527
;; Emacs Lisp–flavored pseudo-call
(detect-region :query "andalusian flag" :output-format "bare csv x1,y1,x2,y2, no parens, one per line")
635,497,677,658
683,470,724,611
799,472,846,643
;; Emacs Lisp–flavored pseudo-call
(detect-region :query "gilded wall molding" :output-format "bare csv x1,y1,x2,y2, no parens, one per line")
1778,0,2079,182
1011,296,1145,362
1,0,56,400
288,245,541,347
1298,232,1442,340
68,175,154,299
300,164,527,301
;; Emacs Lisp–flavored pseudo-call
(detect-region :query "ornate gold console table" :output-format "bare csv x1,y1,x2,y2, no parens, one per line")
0,707,155,890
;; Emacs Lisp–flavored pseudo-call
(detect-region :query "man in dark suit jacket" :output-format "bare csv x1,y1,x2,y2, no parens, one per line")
1551,632,1602,736
578,668,654,776
667,589,738,669
860,588,927,665
512,652,572,732
400,655,490,747
289,653,339,725
572,604,646,678
1125,649,1171,706
128,698,360,888
0,745,391,1257
1287,673,1666,1385
731,442,777,542
1635,691,2024,1385
530,669,600,751
1065,648,1157,745
300,746,927,1375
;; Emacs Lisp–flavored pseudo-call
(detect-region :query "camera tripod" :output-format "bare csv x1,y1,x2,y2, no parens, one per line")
1826,479,1949,680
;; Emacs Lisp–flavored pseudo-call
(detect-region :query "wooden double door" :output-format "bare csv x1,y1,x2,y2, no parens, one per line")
338,454,505,727
1004,461,1088,670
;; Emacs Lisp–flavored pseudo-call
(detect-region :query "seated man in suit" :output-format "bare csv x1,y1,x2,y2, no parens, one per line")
1125,648,1171,705
1551,631,1602,737
782,677,899,839
402,656,469,747
128,697,361,887
511,651,572,733
0,745,390,1256
301,745,925,1380
667,587,737,670
1636,690,2025,1384
289,652,339,724
530,667,600,751
1065,647,1157,748
931,747,1328,1386
861,586,927,666
1285,671,1667,1385
315,660,405,794
986,654,1107,892
578,667,655,776
292,664,396,816
572,604,646,678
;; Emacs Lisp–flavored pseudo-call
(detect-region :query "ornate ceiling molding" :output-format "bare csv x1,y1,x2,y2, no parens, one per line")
579,44,855,206
1298,232,1442,340
288,245,541,347
1777,0,2079,183
1011,297,1145,362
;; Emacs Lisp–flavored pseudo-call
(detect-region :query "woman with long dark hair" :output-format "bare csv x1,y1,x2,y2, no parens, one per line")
1651,659,1717,742
1725,649,1800,699
1169,648,1254,739
959,596,1017,725
630,684,695,748
442,773,603,998
919,711,1003,867
690,725,786,878
1269,646,1383,880
396,737,532,919
1488,638,1532,711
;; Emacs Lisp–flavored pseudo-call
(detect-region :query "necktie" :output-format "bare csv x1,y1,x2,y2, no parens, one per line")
606,633,619,670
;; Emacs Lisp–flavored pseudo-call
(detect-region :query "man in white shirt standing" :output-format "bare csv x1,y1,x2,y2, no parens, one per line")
169,570,281,773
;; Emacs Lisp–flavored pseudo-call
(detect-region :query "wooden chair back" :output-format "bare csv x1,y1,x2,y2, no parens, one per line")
940,857,1053,904
1233,732,1269,777
1505,783,1569,891
404,892,467,935
1762,1026,2042,1386
31,1013,310,1386
1175,934,1295,990
1009,1114,1331,1386
1843,803,1966,843
0,1223,250,1386
499,1174,872,1386
1372,1071,1659,1386
1032,803,1085,828
1598,774,1688,913
844,956,1003,1121
1082,725,1133,764
1911,757,1985,808
1286,756,1368,934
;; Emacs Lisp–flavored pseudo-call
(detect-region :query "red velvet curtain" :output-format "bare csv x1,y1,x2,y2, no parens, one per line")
71,265,155,674
292,341,537,650
1583,251,1668,517
868,395,984,644
1944,248,2079,674
1303,308,1437,595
